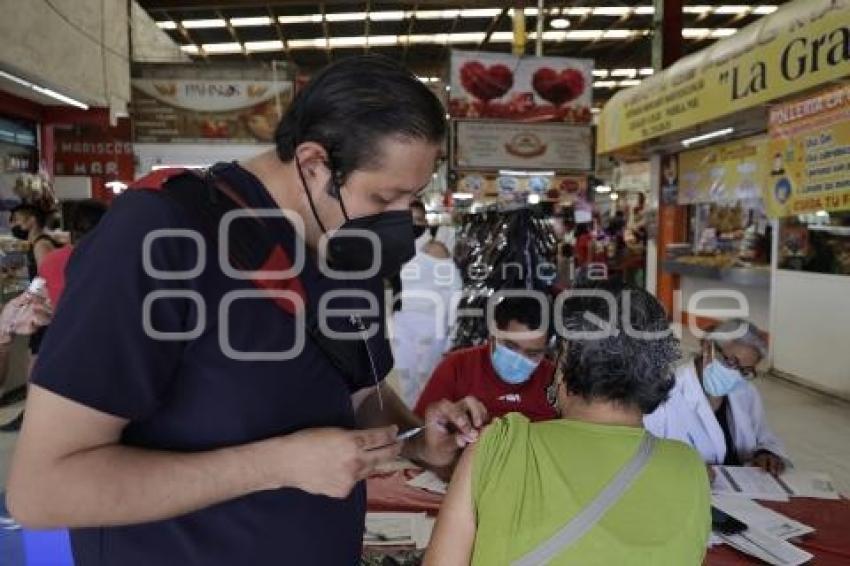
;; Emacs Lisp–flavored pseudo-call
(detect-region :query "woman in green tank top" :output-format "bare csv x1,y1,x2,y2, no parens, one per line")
426,283,711,565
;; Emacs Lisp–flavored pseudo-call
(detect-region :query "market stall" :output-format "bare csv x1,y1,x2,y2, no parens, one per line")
597,0,850,395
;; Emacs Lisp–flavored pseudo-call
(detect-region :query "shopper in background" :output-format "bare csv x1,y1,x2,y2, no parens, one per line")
8,55,486,566
425,283,710,566
0,200,107,432
645,319,788,475
415,295,557,423
392,236,462,406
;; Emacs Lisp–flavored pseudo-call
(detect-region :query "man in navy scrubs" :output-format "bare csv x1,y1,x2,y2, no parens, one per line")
7,56,486,565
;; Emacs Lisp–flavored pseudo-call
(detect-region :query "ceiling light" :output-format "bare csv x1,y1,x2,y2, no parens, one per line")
639,68,654,76
593,7,632,16
710,28,738,38
566,30,604,40
278,14,323,24
611,68,637,77
563,7,592,17
528,194,541,204
287,38,327,49
681,127,734,147
610,192,619,201
201,42,242,53
683,28,711,39
591,108,601,114
815,210,829,217
0,70,88,109
151,164,208,171
414,9,459,19
325,12,366,22
595,185,612,194
683,6,714,15
244,40,284,52
593,70,610,78
230,16,272,27
499,170,555,176
369,10,405,21
550,18,570,29
181,19,226,29
753,6,778,15
156,21,177,29
593,80,618,88
180,45,200,54
453,192,474,200
460,9,502,18
522,7,539,16
634,7,655,15
619,79,641,87
418,76,439,83
714,5,751,15
603,29,640,39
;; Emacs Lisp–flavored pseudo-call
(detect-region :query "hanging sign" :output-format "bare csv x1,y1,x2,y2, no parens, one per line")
679,135,769,204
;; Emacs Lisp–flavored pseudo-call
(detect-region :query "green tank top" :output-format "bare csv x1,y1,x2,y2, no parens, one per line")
471,413,710,565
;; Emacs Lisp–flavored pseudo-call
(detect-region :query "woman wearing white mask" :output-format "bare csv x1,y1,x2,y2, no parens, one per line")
644,319,788,474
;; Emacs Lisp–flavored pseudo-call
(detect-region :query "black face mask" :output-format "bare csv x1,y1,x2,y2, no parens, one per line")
297,160,415,277
11,226,29,241
413,224,428,239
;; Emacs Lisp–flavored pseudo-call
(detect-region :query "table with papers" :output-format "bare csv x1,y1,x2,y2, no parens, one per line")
366,465,850,565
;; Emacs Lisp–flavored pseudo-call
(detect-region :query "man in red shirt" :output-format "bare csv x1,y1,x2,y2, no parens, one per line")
415,295,557,422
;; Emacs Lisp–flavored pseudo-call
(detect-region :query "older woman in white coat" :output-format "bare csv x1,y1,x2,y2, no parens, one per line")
644,319,788,474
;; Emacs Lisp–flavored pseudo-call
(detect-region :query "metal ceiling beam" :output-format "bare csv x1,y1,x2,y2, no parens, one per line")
402,1,419,63
139,0,518,9
320,2,332,63
268,5,295,66
219,9,250,59
163,9,209,62
479,6,509,49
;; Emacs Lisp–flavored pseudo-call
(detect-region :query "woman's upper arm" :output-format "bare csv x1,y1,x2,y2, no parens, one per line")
424,443,478,566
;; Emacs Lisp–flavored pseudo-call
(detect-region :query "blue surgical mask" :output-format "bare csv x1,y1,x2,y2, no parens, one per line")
491,343,539,385
702,360,744,397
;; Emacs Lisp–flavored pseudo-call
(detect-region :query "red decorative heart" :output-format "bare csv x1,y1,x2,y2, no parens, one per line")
459,62,514,102
532,67,586,106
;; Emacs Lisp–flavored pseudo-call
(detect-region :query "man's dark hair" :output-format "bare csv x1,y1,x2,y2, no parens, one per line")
62,199,107,243
11,203,48,228
275,55,446,189
493,295,551,334
559,282,679,414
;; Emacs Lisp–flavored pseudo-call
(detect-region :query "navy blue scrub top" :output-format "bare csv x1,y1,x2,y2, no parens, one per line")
30,162,393,566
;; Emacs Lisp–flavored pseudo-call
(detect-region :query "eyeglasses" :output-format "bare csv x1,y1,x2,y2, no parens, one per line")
713,343,758,380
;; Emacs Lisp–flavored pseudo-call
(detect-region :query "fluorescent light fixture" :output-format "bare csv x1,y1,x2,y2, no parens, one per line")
452,192,474,200
634,7,655,15
683,28,711,39
528,194,541,204
593,70,609,77
594,7,632,16
288,38,327,49
418,76,440,83
595,185,612,194
499,170,555,176
244,40,284,52
369,10,405,21
0,70,88,109
201,42,242,53
566,30,603,40
182,19,226,29
278,14,323,24
684,6,714,15
611,68,637,77
681,127,734,147
445,85,451,91
444,113,450,120
619,79,642,87
639,68,654,76
603,29,640,39
593,80,618,88
714,5,751,15
550,18,570,29
325,12,366,22
328,36,368,48
610,192,619,201
180,45,200,54
710,28,738,38
563,7,592,16
156,21,177,29
815,210,829,217
414,9,460,20
591,107,601,114
460,8,501,18
230,16,272,26
522,7,539,16
753,6,778,15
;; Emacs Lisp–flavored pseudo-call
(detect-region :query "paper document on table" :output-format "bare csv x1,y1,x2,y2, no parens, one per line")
364,513,434,550
712,494,814,540
719,527,813,565
406,470,448,495
777,470,841,500
712,466,791,501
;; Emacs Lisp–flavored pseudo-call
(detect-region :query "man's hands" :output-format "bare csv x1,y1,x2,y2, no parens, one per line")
0,291,52,344
406,397,489,470
273,426,402,499
751,451,786,476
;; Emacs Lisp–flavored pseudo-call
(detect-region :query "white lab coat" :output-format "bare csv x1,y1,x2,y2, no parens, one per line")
644,360,789,465
391,248,462,407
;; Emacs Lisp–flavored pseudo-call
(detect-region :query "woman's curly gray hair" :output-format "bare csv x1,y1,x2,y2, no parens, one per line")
559,282,681,414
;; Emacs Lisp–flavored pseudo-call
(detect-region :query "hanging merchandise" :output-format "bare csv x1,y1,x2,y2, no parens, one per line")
451,206,557,349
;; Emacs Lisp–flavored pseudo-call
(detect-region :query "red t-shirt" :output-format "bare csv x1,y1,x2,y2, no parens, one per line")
37,245,73,306
414,344,558,422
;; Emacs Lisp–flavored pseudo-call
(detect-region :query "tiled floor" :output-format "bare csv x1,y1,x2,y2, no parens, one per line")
0,375,849,496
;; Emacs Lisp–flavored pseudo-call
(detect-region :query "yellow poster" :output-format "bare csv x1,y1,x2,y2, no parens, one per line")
679,135,768,204
598,0,850,154
765,85,850,217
